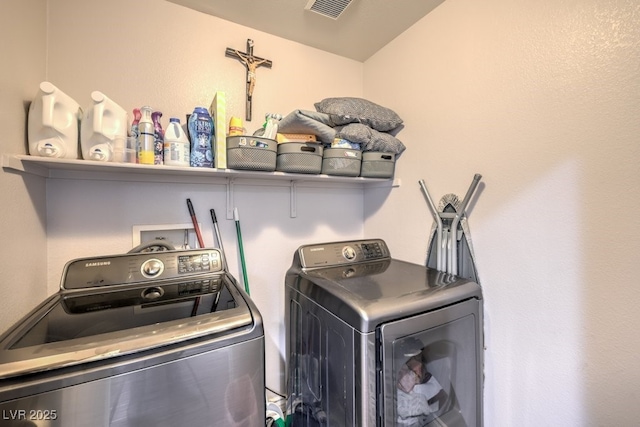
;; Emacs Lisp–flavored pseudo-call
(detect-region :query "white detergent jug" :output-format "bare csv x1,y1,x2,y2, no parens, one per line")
28,82,82,159
81,91,128,162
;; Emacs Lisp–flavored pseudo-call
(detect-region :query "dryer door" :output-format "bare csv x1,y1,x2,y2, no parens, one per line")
379,298,482,427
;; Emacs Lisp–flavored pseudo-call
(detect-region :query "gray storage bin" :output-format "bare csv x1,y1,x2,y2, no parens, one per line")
321,148,362,177
276,143,323,174
360,151,396,178
227,136,277,171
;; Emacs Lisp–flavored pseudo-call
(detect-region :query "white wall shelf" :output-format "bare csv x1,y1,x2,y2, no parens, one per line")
3,154,400,218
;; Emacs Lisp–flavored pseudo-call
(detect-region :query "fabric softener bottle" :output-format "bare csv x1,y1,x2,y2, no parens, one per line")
189,107,214,168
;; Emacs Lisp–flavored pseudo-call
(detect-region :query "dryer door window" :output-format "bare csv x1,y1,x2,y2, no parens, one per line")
379,298,482,427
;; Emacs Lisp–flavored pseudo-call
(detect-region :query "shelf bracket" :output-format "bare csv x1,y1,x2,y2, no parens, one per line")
2,154,49,177
226,178,235,220
290,181,298,218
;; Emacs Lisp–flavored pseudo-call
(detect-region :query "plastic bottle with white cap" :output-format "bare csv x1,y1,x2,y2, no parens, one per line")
80,91,127,162
163,118,190,167
28,81,82,159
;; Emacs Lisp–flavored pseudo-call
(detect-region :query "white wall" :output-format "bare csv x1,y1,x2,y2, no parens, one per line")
0,1,48,328
41,0,366,394
364,0,640,425
6,0,639,424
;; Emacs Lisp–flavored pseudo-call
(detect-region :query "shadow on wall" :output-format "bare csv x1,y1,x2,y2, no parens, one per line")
2,101,47,229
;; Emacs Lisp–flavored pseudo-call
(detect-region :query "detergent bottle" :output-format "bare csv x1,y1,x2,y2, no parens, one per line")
164,118,190,167
27,82,82,159
80,91,128,161
189,107,214,168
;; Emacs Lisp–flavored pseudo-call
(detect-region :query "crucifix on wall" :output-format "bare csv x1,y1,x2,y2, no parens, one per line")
225,39,273,122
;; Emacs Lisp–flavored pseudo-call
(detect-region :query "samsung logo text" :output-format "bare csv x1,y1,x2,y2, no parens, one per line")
85,261,111,267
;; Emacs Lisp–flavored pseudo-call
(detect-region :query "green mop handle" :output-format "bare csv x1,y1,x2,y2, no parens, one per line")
234,207,250,295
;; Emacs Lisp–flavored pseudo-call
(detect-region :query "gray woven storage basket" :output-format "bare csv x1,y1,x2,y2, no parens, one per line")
321,148,362,177
227,136,277,171
276,143,323,174
360,152,395,178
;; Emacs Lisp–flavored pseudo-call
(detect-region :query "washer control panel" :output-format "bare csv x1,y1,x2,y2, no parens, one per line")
62,249,224,290
299,239,390,268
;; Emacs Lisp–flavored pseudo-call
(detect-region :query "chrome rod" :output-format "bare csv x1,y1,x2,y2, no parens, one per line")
449,174,482,275
419,179,444,272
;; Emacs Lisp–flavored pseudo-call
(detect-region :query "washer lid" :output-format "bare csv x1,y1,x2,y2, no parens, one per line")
0,277,255,379
292,259,482,333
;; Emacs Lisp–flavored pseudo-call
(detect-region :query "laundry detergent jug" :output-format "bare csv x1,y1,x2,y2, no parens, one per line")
81,91,128,161
28,82,82,159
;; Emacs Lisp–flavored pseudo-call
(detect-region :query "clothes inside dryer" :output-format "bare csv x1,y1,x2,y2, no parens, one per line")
394,328,473,426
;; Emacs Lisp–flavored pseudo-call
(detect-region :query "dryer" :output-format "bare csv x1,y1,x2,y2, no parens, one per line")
285,239,483,427
0,248,264,426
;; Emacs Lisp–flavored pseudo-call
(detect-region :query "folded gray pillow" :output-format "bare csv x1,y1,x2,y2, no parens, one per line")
314,97,403,132
337,123,406,155
277,109,336,144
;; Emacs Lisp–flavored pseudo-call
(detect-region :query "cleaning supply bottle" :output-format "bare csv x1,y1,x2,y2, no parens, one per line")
129,108,141,163
163,118,190,167
80,91,127,161
262,113,282,140
28,81,82,159
137,106,155,165
189,107,214,168
152,111,164,165
228,116,244,136
130,108,141,138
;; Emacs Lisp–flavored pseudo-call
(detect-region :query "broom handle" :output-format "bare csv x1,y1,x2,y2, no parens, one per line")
234,208,250,295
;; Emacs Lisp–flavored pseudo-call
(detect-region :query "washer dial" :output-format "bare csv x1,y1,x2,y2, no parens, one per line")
141,258,164,278
342,246,357,261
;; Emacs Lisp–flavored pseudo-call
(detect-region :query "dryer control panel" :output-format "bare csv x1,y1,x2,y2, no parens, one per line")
298,239,390,268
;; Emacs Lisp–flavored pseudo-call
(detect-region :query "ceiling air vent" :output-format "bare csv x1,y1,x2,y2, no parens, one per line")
304,0,353,20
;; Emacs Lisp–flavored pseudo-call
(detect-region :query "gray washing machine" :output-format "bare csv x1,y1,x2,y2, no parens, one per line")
0,248,265,426
285,239,483,427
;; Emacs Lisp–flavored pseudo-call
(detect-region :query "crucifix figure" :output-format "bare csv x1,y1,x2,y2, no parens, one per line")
225,39,273,121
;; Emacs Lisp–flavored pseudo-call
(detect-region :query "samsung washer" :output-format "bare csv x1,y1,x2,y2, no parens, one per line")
0,248,265,426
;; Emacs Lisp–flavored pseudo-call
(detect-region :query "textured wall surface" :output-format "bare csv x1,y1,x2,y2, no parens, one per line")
0,0,48,329
364,0,640,425
4,0,640,423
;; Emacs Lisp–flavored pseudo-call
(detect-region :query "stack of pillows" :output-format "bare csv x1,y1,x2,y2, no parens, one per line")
276,97,406,155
